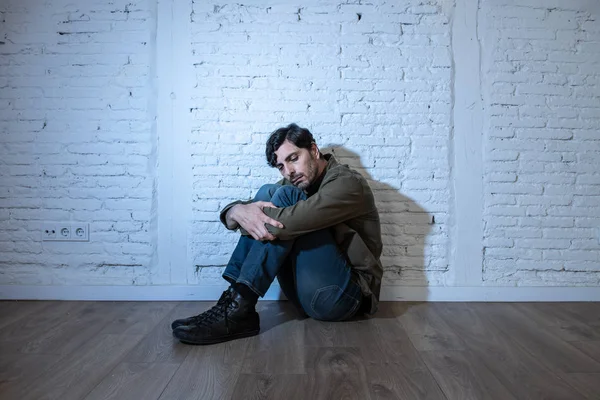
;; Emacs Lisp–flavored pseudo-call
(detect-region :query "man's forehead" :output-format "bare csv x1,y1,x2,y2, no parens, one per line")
274,140,301,163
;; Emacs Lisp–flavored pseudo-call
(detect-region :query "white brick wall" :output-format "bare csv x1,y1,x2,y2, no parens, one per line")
0,0,156,285
482,0,600,286
188,0,452,286
0,0,599,297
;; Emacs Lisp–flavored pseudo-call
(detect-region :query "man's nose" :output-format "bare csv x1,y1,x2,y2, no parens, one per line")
286,165,295,177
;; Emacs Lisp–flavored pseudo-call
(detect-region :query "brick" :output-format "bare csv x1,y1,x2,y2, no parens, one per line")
516,239,571,249
544,250,598,262
3,0,598,289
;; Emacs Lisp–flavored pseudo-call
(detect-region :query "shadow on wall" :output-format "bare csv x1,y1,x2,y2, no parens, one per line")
322,145,432,302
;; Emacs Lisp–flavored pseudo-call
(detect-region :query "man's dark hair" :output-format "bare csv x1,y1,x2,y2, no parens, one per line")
265,123,316,167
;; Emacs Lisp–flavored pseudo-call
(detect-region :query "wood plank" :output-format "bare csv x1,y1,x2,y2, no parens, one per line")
395,303,465,351
420,350,517,400
511,303,600,342
561,373,600,400
242,301,305,374
480,303,600,373
20,301,125,355
304,318,339,347
304,302,418,352
231,374,310,400
99,301,178,335
158,338,249,400
304,316,385,349
360,306,431,371
571,341,600,364
304,347,372,400
125,302,198,364
353,304,446,400
0,353,59,384
0,301,83,354
83,363,179,400
436,302,585,400
256,300,304,333
367,366,447,400
558,303,600,327
1,300,598,400
0,334,144,400
0,301,51,331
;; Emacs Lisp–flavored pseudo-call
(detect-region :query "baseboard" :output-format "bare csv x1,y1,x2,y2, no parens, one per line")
1,285,599,302
379,286,600,302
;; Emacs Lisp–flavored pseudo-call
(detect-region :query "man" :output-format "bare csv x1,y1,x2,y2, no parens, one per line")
172,123,383,345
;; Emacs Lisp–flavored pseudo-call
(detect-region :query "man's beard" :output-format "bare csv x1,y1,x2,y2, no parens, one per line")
295,158,317,190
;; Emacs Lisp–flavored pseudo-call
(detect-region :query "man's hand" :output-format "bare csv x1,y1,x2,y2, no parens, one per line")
229,202,284,241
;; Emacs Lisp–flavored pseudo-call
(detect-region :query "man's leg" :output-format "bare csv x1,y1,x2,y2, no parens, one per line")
287,229,363,321
221,183,281,285
170,184,280,332
229,185,308,298
172,185,360,345
173,185,300,345
235,185,362,321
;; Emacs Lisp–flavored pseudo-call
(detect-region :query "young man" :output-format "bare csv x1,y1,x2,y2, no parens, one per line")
172,123,383,345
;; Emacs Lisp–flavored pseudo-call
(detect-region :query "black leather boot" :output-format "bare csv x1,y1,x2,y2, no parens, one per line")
172,288,260,345
171,287,236,330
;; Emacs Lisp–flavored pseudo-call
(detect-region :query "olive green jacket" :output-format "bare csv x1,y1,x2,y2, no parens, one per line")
219,154,383,315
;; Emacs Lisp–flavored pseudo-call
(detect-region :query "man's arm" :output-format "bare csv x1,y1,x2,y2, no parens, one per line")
220,200,249,230
224,204,241,230
219,179,287,231
262,172,373,240
220,200,284,241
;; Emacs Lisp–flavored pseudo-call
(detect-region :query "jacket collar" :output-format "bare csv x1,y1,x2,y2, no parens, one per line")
305,153,336,196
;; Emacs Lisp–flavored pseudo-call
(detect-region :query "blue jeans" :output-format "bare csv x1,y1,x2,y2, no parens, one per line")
222,184,362,321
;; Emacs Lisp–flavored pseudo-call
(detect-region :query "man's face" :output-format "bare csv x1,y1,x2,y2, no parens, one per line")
274,140,320,190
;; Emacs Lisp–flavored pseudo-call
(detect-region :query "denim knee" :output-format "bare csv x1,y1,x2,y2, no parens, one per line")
270,186,306,207
302,284,362,322
254,184,280,202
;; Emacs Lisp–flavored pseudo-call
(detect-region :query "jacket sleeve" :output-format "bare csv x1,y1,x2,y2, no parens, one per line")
218,178,289,233
219,200,251,232
262,172,368,240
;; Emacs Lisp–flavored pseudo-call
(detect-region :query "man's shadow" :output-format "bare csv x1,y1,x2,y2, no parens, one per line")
324,145,432,313
259,145,432,331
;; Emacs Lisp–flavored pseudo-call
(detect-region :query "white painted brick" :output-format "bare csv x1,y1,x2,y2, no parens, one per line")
544,250,598,262
485,248,542,260
516,239,571,249
488,206,526,217
570,240,600,250
519,217,574,228
504,228,542,238
1,0,597,290
486,194,517,206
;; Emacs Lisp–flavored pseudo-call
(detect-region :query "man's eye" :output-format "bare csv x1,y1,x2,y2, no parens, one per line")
291,157,298,162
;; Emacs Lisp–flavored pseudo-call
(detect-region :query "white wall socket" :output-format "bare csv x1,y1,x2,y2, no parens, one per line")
42,223,89,242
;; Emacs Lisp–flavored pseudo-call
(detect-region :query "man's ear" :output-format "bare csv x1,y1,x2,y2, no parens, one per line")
312,143,320,159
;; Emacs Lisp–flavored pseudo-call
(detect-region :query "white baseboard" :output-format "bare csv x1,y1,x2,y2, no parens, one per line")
1,285,599,302
379,286,600,302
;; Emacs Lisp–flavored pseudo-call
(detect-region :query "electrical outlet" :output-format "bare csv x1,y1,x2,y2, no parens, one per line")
42,223,90,242
42,223,57,240
71,223,89,242
59,226,71,240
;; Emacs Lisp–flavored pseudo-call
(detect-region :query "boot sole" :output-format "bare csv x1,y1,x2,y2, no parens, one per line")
175,329,260,345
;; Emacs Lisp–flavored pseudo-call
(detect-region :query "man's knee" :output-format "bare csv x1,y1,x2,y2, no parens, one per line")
254,184,280,202
270,186,306,207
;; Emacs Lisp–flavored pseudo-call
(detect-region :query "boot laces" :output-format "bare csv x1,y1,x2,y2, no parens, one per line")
194,289,235,327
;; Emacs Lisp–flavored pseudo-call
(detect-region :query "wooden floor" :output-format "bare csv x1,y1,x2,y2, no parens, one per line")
0,301,599,400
